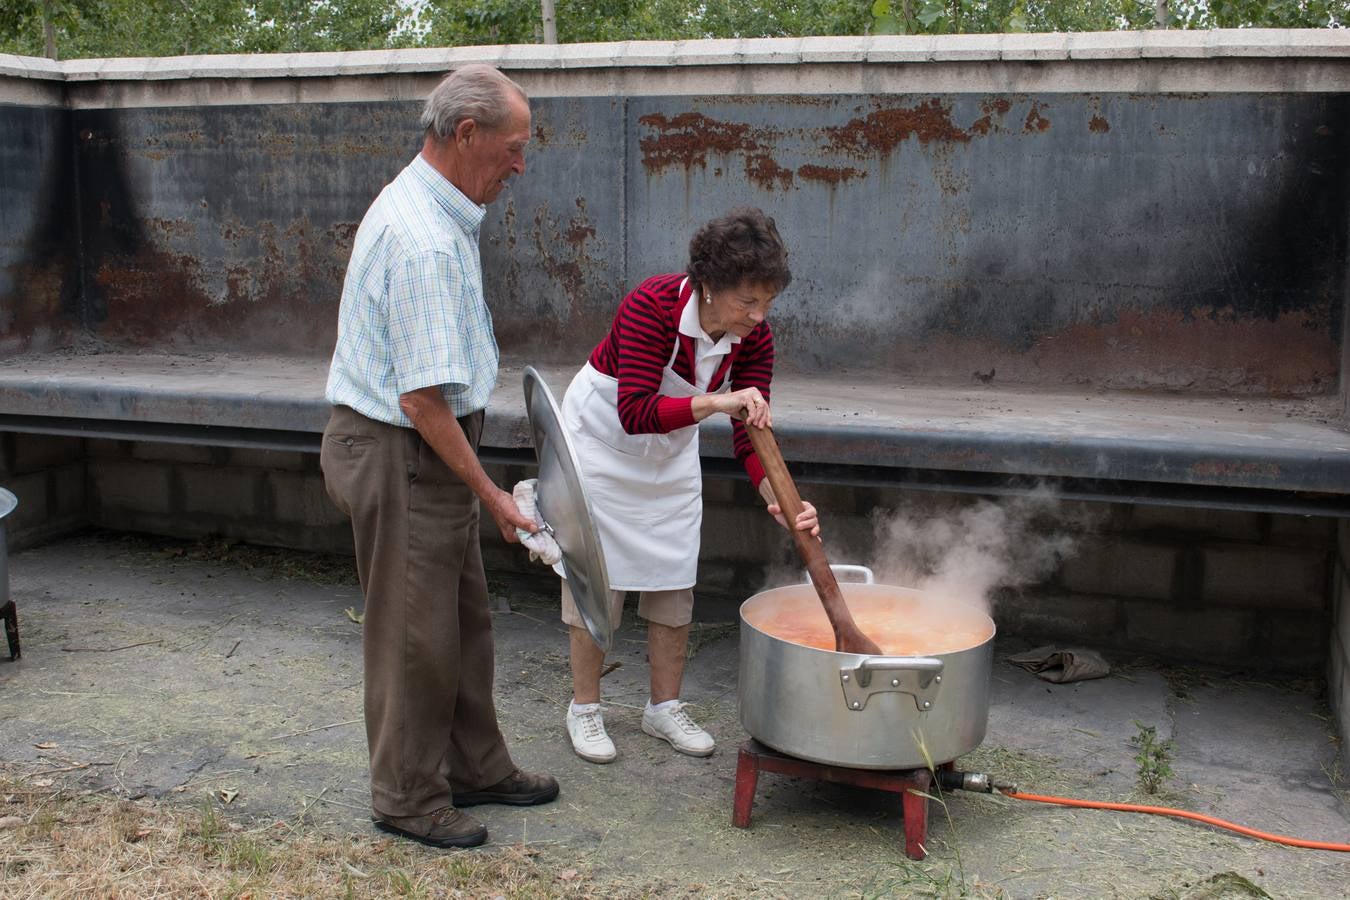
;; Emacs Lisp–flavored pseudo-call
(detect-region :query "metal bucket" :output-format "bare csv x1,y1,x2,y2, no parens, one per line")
738,565,994,770
1,487,17,660
0,487,15,609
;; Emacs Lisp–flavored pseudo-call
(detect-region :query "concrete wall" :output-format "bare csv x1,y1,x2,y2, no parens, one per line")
0,434,86,549
1333,522,1350,768
3,35,1349,395
3,431,1321,673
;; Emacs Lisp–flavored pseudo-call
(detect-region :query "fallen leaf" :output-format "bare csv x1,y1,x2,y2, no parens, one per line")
171,785,187,793
0,816,23,829
128,828,153,842
558,869,580,882
344,607,364,624
227,822,244,832
216,789,239,804
33,742,58,750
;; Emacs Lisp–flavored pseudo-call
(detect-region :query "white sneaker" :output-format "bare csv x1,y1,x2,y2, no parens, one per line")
566,702,616,764
641,700,715,757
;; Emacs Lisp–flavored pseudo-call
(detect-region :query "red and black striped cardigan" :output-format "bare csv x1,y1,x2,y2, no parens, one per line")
587,273,773,488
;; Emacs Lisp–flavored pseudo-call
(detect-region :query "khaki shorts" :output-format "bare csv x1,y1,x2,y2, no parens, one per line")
560,579,694,629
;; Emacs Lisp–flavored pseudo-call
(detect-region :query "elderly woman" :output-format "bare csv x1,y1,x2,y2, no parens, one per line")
557,207,817,763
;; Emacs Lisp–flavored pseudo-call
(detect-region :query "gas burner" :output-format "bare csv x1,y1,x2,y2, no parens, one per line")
731,739,948,860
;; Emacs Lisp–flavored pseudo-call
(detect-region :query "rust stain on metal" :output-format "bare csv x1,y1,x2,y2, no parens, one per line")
796,164,866,186
530,204,601,308
745,154,794,191
969,99,1013,136
146,217,195,239
566,221,596,247
1089,114,1111,134
335,137,388,157
88,215,348,354
1190,460,1281,479
0,256,78,355
1023,103,1051,134
848,304,1334,396
1029,307,1336,395
824,99,971,159
638,112,757,175
94,249,224,345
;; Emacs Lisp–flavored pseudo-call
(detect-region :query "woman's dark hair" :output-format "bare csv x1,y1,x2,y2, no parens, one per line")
686,207,792,294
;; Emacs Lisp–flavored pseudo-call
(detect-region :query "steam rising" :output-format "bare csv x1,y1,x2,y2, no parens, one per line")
870,487,1087,611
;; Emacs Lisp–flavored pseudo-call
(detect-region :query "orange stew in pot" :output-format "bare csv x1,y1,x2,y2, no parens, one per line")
743,591,993,656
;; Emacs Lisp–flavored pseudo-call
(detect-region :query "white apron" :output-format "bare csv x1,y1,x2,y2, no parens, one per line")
554,331,730,592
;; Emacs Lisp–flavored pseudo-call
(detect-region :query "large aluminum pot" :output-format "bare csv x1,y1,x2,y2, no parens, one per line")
0,487,15,609
739,565,994,770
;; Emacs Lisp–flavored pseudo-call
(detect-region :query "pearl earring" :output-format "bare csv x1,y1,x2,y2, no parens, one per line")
705,296,712,305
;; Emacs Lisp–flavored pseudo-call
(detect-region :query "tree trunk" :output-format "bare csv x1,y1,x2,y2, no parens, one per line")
1155,0,1169,28
42,0,57,59
541,0,557,43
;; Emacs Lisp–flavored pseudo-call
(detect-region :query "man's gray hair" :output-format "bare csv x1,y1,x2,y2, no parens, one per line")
421,64,528,140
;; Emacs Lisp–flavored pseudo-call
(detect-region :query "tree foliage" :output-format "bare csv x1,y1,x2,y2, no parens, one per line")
869,0,1344,33
1,0,1346,60
0,0,411,59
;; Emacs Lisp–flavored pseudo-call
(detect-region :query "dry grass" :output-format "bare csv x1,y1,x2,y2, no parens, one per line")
0,773,656,899
117,532,360,586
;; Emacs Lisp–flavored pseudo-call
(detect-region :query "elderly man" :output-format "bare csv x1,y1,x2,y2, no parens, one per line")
321,64,557,850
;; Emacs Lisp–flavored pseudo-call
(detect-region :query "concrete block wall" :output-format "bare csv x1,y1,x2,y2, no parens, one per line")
1332,522,1350,769
85,440,352,554
0,433,86,550
2,433,1337,676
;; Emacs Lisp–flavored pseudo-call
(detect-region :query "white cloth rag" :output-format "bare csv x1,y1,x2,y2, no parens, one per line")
513,479,562,566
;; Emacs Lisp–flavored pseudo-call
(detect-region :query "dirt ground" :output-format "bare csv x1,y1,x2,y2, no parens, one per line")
2,531,1348,898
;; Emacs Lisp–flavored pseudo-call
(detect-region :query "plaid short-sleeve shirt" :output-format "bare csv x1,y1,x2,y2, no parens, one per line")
325,154,498,425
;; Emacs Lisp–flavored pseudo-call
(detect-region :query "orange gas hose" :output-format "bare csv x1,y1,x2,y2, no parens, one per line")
1001,789,1350,852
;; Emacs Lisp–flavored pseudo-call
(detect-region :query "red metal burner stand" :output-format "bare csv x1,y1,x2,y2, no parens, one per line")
732,739,936,860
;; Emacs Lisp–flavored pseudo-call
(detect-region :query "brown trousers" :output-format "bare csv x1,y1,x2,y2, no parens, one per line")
320,404,515,817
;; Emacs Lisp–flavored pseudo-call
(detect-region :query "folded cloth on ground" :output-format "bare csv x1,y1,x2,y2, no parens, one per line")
513,479,562,566
1007,645,1110,684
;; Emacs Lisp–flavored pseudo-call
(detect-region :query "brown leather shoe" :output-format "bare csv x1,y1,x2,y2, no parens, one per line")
372,806,487,849
452,769,560,807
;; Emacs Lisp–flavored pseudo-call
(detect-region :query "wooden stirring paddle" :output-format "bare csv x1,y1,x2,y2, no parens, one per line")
745,424,882,655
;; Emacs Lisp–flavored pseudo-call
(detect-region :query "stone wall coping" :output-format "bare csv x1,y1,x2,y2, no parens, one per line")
2,30,1348,82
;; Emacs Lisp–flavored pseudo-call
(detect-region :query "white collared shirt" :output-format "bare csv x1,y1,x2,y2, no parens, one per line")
678,281,740,391
325,155,497,424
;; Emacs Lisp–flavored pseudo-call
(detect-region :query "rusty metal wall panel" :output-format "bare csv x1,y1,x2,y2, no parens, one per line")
482,96,625,364
47,90,1350,397
72,97,624,362
0,106,80,356
626,93,1348,396
74,103,414,355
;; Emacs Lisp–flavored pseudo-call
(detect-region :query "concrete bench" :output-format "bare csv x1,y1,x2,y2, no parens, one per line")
2,350,1347,515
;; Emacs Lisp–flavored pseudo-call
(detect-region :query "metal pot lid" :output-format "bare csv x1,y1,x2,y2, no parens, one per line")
522,367,614,651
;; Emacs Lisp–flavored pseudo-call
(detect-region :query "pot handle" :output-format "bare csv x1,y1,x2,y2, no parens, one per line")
839,656,944,713
807,564,874,585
